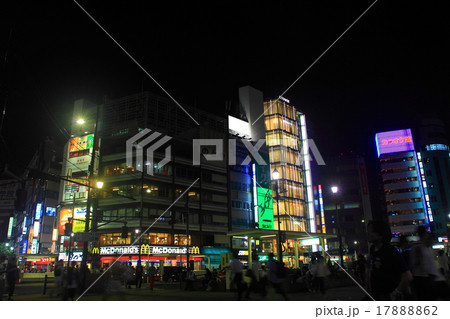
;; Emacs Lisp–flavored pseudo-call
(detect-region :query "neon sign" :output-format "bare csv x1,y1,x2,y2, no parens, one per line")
257,187,274,230
426,144,449,151
375,129,415,157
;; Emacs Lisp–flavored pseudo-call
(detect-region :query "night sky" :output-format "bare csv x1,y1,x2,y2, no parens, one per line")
1,0,450,174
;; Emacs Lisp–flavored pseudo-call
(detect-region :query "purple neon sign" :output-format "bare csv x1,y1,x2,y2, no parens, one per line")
375,129,415,157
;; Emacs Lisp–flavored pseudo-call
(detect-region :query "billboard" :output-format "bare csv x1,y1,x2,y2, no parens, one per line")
69,134,94,156
73,207,89,233
45,206,56,217
375,129,414,157
257,187,274,230
58,208,73,234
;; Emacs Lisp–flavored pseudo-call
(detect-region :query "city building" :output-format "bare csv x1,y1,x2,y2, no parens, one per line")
314,155,373,262
375,129,429,240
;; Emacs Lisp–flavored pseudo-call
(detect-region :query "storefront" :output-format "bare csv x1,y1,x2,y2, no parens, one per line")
92,244,205,270
21,255,58,273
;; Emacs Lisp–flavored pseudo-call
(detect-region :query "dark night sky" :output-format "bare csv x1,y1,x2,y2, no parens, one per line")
1,0,450,173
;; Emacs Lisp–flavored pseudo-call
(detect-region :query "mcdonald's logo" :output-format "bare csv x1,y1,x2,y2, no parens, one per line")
191,246,200,255
140,244,151,255
91,247,100,254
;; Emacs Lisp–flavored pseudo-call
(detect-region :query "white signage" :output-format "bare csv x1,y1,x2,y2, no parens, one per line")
58,252,83,262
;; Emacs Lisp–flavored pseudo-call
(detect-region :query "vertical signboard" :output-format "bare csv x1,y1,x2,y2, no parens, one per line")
257,187,274,230
7,217,14,239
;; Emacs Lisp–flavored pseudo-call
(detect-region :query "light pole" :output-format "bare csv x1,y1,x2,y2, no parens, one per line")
331,186,344,267
185,191,196,270
272,168,283,262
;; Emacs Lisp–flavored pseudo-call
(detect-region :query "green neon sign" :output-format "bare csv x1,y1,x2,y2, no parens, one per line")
257,187,274,230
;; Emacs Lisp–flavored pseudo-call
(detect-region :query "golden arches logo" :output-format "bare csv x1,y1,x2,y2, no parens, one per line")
91,247,100,254
140,244,151,255
191,246,200,255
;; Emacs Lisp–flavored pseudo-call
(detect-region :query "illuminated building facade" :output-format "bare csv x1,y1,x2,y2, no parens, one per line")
263,98,315,233
375,129,429,238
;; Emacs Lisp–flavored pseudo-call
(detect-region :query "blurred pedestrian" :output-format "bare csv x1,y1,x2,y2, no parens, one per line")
310,255,330,296
5,255,19,300
366,220,412,301
53,260,64,297
411,226,450,300
245,253,261,299
135,262,143,288
185,267,195,291
259,265,268,297
437,250,449,278
267,253,288,300
0,255,7,301
202,268,211,289
230,253,245,300
148,263,156,290
64,262,79,301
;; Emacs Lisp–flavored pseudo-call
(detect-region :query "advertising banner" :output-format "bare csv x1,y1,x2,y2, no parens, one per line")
257,187,274,229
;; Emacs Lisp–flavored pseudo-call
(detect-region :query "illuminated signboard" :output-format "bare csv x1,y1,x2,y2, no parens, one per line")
58,208,73,234
97,245,199,256
35,203,43,221
425,144,449,151
22,217,28,235
73,207,88,233
21,240,28,254
31,238,39,254
33,221,40,238
58,252,83,262
375,129,414,157
52,229,58,241
69,134,94,154
228,115,251,139
45,207,56,217
257,187,274,230
7,217,14,239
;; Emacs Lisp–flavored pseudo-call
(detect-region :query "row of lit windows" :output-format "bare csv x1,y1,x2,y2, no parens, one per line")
381,166,416,174
231,200,251,210
389,208,424,216
99,233,191,246
383,177,418,184
269,146,304,166
104,163,172,177
264,100,297,120
270,164,305,185
264,115,299,135
385,187,420,195
379,156,414,164
386,198,422,205
266,131,300,149
390,220,425,227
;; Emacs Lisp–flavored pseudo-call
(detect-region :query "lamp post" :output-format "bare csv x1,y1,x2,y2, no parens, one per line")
331,186,344,267
185,191,196,270
272,168,283,262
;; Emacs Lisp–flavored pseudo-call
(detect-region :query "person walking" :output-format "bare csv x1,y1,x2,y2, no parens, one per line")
267,252,288,300
437,250,449,279
366,220,412,301
230,253,245,300
135,262,143,288
148,263,156,290
310,255,330,297
53,260,64,297
245,253,261,299
5,255,19,301
64,262,79,301
0,255,7,301
410,226,450,300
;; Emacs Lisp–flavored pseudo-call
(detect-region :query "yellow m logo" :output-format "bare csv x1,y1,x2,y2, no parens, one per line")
91,247,100,254
140,244,151,255
191,246,200,255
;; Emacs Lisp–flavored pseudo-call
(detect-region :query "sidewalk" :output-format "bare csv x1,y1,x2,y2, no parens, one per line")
7,279,366,301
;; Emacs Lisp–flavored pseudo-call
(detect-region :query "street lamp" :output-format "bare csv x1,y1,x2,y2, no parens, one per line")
76,119,85,125
272,168,283,262
331,186,344,267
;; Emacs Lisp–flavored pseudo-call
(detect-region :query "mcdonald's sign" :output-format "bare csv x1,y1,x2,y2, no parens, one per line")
190,246,200,255
91,247,100,254
140,244,151,255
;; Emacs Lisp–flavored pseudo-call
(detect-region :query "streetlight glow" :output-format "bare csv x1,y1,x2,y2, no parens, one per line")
272,168,280,180
76,119,85,125
96,181,104,189
331,186,338,194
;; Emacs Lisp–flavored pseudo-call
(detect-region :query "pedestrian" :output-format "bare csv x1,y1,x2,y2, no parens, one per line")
230,253,245,300
185,267,195,291
0,255,7,301
53,260,64,297
64,262,79,301
245,253,261,299
310,255,330,296
5,255,19,301
355,254,366,286
366,220,412,301
410,226,450,300
437,250,449,278
267,253,288,300
259,265,268,298
148,263,157,290
202,268,212,290
135,262,143,288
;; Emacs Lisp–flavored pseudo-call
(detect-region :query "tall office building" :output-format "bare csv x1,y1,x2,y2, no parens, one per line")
375,129,429,238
